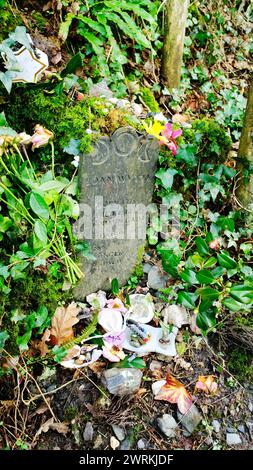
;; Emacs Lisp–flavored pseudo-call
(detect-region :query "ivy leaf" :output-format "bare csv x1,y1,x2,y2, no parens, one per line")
11,309,26,323
0,330,9,351
16,330,32,351
155,168,178,191
154,373,193,415
176,144,197,166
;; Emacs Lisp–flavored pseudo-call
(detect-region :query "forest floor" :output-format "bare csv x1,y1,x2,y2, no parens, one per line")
0,1,252,451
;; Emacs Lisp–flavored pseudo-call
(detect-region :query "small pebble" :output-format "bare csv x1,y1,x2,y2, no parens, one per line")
226,433,242,446
83,421,94,442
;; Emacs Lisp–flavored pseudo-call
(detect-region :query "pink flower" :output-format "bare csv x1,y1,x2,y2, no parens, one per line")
106,298,127,313
31,125,53,150
209,239,221,250
162,123,182,156
102,342,125,362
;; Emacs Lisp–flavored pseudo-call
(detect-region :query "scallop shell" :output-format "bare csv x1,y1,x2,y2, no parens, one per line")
127,294,154,324
98,308,123,333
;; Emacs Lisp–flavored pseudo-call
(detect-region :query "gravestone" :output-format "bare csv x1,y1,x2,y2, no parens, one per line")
74,126,159,300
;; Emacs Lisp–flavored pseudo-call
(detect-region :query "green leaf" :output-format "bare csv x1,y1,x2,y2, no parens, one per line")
155,168,177,191
217,251,237,269
35,306,48,328
195,237,210,256
111,278,119,295
61,52,84,77
197,287,220,301
203,257,217,268
222,297,249,312
0,111,8,127
229,285,253,305
211,266,226,278
196,269,215,285
180,269,199,285
0,330,9,351
29,192,49,221
196,309,216,332
116,356,146,369
34,220,48,245
59,13,75,42
16,330,32,351
39,180,67,193
11,309,26,323
63,139,81,156
176,144,197,166
177,291,198,308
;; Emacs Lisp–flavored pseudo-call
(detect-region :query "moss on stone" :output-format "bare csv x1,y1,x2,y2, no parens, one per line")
0,5,23,43
141,87,159,113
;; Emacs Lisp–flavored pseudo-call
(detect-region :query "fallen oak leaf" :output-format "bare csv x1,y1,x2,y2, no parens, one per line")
154,373,192,415
35,418,69,438
195,375,218,395
50,302,80,346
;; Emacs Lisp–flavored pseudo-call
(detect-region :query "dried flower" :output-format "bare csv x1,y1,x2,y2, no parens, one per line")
31,125,53,150
209,239,221,250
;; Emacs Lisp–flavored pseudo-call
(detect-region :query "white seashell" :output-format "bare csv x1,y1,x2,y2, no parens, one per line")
86,290,107,308
128,294,154,324
98,308,123,333
162,304,189,328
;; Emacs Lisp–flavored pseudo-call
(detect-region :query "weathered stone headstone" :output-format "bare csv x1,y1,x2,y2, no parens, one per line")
74,126,159,300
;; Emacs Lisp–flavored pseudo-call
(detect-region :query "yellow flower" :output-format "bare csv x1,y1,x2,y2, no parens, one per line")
143,120,168,144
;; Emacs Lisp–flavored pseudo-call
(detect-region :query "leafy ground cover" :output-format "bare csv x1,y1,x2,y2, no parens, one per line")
0,0,252,451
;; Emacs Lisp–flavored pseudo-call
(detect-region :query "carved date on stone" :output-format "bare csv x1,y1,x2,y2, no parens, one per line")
74,127,159,300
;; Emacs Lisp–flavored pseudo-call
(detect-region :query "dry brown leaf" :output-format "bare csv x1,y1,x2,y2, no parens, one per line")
50,302,80,345
88,360,106,377
36,328,51,356
36,418,69,437
135,387,148,397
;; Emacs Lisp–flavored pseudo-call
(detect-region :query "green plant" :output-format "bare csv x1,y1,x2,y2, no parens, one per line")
149,117,253,334
0,115,86,287
59,0,159,91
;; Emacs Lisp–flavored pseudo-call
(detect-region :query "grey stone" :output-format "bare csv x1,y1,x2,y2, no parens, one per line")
137,439,146,449
238,424,245,433
148,266,168,290
83,421,94,442
227,426,237,433
143,263,152,274
111,425,125,441
177,405,202,436
246,421,253,439
212,419,221,433
248,401,253,413
74,127,159,299
226,433,242,446
120,438,131,450
157,414,177,438
102,368,143,396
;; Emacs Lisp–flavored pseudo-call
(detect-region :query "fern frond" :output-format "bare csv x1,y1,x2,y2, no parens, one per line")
62,312,99,351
